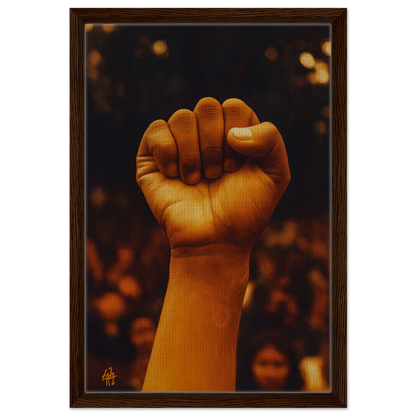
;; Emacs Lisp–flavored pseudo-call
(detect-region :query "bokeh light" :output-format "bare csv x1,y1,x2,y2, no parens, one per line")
299,52,316,69
88,50,102,68
95,292,126,321
90,186,106,207
307,59,329,86
118,275,142,299
87,50,102,81
102,24,116,34
321,39,331,56
152,40,168,58
85,25,331,392
265,47,278,61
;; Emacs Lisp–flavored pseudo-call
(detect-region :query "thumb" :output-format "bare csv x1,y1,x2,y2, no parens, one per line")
227,122,291,185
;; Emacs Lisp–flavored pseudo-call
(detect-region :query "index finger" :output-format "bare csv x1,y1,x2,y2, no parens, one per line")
136,119,179,183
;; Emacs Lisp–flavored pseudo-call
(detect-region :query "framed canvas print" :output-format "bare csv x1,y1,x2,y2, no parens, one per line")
70,8,346,407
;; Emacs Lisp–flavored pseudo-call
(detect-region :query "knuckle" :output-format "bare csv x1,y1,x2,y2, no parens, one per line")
149,119,167,130
263,121,276,130
168,109,194,126
147,131,175,155
201,146,222,154
151,134,174,149
180,154,199,165
222,99,252,124
263,121,281,139
195,97,222,118
143,119,167,141
180,155,200,173
196,96,220,107
152,142,177,160
144,119,168,139
222,98,246,109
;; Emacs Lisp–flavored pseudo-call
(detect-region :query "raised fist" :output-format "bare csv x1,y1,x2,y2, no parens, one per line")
136,97,290,253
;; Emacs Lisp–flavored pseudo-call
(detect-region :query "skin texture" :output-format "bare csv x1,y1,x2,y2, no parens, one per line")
136,97,291,391
136,97,291,253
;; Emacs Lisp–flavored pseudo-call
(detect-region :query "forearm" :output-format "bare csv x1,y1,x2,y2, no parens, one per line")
141,244,250,392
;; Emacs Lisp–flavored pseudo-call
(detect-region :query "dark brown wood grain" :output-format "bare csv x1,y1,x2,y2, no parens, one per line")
70,7,85,409
330,7,347,407
70,392,343,408
70,8,345,23
70,8,347,408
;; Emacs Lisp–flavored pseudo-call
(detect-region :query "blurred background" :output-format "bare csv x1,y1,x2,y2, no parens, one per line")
86,24,331,392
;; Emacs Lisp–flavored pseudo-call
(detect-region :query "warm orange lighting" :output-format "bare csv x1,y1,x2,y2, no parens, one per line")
118,275,142,299
314,60,330,85
152,40,168,57
129,317,156,349
102,24,116,33
87,50,101,81
265,47,278,61
90,186,106,207
88,50,102,68
243,281,255,308
300,356,330,392
300,52,316,69
85,24,94,33
117,247,134,269
87,238,104,281
307,60,329,86
87,68,99,81
105,322,120,337
321,39,331,56
96,293,126,320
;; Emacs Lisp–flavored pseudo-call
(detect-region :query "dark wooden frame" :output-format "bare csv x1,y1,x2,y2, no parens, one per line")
70,8,346,408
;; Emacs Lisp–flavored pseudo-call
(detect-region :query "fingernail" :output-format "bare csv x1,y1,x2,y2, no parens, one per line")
187,170,201,185
205,165,222,179
231,127,253,140
166,162,178,177
224,158,239,172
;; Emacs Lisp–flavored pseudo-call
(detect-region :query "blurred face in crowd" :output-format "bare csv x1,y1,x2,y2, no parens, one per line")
251,344,290,391
129,317,156,353
117,246,135,270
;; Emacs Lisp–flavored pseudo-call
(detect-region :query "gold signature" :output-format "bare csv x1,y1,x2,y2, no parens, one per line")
102,367,118,386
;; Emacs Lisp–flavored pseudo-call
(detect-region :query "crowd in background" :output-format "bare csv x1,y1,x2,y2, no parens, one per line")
85,24,331,392
86,186,330,392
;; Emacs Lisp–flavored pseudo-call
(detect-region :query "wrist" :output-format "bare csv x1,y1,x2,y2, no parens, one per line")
169,244,250,330
142,244,250,391
170,243,250,290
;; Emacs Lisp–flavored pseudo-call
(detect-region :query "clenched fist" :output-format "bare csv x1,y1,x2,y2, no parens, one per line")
137,98,291,391
136,97,290,253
